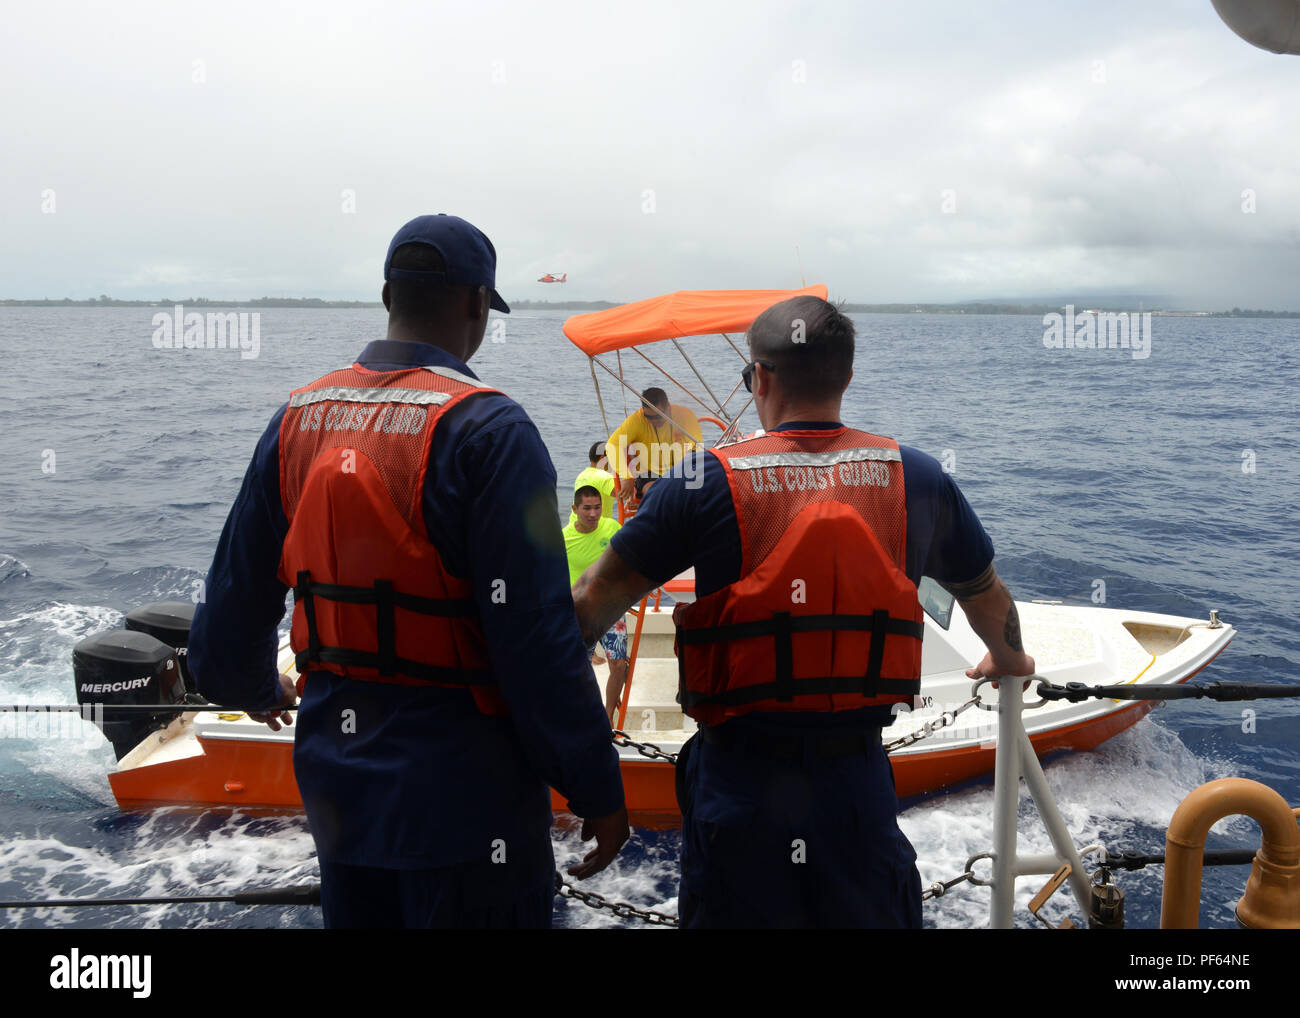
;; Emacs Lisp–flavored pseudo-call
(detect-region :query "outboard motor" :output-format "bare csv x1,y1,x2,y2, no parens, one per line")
73,630,187,760
124,601,198,694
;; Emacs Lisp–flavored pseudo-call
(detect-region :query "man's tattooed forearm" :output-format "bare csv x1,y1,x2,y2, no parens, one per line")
940,565,997,601
1001,583,1024,652
938,564,1024,654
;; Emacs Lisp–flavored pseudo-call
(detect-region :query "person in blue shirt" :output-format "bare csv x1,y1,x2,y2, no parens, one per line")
189,214,627,928
572,296,1034,928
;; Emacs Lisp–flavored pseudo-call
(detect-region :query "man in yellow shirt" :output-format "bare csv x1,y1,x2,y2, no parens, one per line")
605,387,702,502
564,486,627,722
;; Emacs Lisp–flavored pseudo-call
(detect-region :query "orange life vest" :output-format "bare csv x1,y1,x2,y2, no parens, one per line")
276,361,507,716
674,427,923,726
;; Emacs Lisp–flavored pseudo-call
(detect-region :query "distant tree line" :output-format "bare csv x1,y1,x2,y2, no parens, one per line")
840,302,1062,315
2,297,1297,317
505,300,619,310
0,296,383,308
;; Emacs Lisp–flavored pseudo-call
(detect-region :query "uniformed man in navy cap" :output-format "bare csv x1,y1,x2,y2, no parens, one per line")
191,214,627,928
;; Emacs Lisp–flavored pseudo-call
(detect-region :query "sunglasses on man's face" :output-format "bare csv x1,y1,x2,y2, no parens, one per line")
741,360,775,394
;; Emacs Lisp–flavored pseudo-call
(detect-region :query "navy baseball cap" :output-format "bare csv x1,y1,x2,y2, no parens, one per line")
384,214,510,313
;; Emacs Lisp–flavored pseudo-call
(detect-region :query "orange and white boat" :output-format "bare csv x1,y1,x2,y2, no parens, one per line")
83,287,1235,820
92,592,1234,821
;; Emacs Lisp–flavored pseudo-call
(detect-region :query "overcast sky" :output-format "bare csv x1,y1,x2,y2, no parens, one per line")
3,0,1298,308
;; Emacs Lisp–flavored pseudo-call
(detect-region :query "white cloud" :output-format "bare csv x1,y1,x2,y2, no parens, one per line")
1,0,1297,308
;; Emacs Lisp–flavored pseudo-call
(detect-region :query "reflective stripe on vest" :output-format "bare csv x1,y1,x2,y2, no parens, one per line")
674,428,922,725
288,385,453,409
725,428,907,575
724,445,902,471
276,362,507,715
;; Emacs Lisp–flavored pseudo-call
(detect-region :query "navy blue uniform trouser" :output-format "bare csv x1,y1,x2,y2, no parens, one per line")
676,729,923,929
318,845,555,929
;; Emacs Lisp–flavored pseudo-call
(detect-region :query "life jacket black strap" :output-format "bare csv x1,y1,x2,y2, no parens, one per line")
680,675,919,711
675,612,924,646
867,609,890,696
772,611,793,702
299,570,323,664
375,579,395,676
677,608,922,709
293,572,475,617
293,645,495,686
293,570,492,687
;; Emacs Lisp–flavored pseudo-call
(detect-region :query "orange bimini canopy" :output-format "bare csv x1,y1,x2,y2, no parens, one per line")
563,285,829,356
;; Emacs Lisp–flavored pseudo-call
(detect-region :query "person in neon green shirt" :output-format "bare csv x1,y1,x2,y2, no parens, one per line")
568,441,616,525
564,485,627,722
605,387,702,503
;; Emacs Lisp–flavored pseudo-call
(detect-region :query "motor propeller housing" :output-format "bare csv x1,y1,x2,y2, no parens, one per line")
73,602,197,759
124,601,198,694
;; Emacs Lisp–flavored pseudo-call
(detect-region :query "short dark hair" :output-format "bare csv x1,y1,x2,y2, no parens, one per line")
747,296,854,402
588,441,606,464
574,484,602,507
387,243,464,323
641,387,668,410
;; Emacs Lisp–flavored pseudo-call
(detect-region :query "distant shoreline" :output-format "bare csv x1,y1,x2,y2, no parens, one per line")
2,297,1296,317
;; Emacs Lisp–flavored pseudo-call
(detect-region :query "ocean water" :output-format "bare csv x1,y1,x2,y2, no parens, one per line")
0,307,1296,929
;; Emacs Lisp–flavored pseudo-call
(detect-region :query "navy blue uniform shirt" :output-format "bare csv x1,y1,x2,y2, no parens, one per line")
610,421,995,735
189,339,624,869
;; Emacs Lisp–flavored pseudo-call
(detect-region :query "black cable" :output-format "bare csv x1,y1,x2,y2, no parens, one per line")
0,884,320,909
1036,681,1300,703
1106,849,1259,871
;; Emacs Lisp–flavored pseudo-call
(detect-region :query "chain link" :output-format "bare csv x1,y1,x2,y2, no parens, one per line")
884,696,982,754
596,722,981,920
559,862,972,924
554,872,679,926
612,729,680,765
614,696,985,762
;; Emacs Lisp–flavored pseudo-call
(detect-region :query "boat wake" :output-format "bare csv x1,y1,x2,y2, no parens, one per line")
905,717,1248,928
0,809,318,930
0,711,1252,930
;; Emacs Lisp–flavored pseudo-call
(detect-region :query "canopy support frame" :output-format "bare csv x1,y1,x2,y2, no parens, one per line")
628,347,717,420
589,354,713,444
588,356,611,438
670,338,729,423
